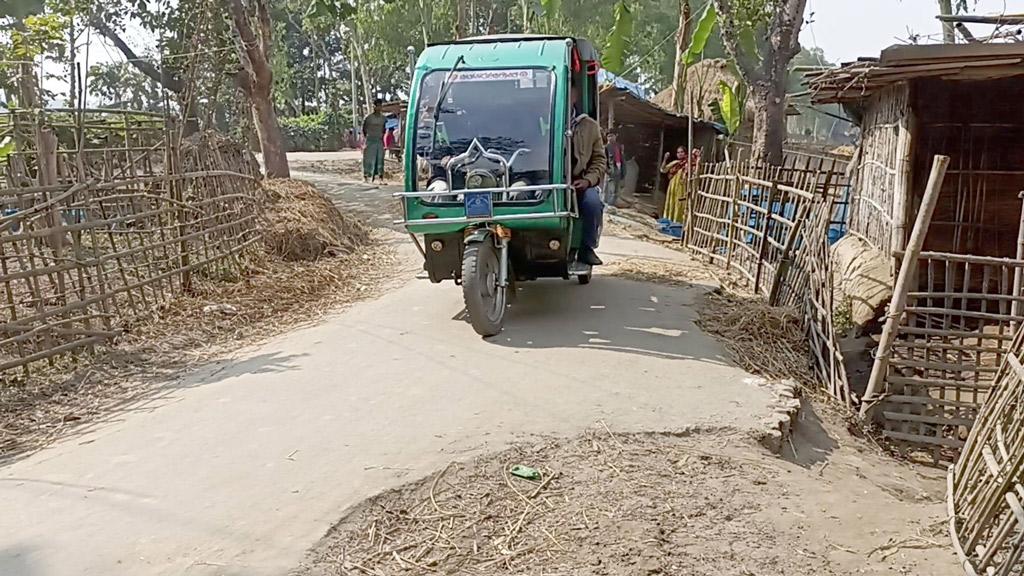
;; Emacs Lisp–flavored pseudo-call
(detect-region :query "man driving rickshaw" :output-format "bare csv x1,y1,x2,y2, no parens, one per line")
396,35,607,336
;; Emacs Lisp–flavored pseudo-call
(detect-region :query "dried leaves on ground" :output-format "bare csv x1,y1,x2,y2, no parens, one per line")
263,179,371,260
297,428,955,576
292,158,401,182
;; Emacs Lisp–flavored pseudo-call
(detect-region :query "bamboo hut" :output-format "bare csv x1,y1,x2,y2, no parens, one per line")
808,42,1024,461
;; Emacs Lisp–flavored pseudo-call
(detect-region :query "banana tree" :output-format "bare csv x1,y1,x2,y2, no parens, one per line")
672,0,716,115
710,79,745,136
602,1,634,75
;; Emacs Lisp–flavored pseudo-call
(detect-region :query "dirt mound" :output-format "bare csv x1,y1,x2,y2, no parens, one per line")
261,179,371,260
297,428,956,576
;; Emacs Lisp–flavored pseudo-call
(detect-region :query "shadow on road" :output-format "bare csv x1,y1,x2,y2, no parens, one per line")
476,275,732,366
782,399,839,468
0,546,37,576
0,351,308,468
195,351,309,387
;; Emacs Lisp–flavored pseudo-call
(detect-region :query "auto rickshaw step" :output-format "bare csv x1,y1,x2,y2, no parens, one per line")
568,261,593,276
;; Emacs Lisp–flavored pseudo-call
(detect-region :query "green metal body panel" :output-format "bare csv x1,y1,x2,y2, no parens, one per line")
402,37,575,239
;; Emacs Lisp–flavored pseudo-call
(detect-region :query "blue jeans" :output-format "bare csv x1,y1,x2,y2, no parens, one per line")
579,186,604,250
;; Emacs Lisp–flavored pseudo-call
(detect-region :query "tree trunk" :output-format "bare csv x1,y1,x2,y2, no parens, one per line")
714,0,806,165
671,0,692,114
68,16,77,108
252,88,290,177
455,0,466,38
749,80,786,166
227,0,290,178
938,0,956,43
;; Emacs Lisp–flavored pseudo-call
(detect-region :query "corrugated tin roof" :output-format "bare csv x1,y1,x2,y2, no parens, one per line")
806,42,1024,104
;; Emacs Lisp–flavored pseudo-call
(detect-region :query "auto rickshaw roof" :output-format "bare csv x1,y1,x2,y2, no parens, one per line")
420,35,598,70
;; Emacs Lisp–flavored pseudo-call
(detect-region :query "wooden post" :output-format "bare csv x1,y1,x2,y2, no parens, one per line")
891,111,914,256
769,200,812,305
753,182,778,296
654,125,665,207
607,96,615,131
860,155,950,417
1011,191,1024,331
725,173,739,271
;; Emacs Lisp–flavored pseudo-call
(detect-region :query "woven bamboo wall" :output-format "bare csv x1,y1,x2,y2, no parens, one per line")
850,83,909,254
0,109,262,374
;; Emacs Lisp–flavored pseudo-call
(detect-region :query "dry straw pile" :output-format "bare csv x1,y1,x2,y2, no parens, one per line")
697,292,815,387
262,179,371,260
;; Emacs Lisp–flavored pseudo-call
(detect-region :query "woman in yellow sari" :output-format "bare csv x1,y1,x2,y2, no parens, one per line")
661,145,698,223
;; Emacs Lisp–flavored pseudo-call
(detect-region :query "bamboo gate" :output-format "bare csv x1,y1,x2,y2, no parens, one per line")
0,107,263,374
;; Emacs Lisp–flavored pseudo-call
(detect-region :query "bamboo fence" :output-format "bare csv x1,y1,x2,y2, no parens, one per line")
950,324,1024,576
688,150,1024,461
874,251,1024,462
685,151,853,405
0,108,262,374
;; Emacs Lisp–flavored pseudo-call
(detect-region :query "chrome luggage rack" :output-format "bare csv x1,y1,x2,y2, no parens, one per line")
393,183,576,226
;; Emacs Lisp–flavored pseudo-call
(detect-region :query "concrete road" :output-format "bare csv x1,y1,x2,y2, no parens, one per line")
0,169,776,576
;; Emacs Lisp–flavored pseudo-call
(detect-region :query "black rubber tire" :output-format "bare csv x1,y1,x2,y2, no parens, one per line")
461,241,507,336
577,273,591,285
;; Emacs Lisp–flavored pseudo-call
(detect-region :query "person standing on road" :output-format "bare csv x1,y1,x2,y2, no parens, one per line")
362,99,387,183
570,82,608,267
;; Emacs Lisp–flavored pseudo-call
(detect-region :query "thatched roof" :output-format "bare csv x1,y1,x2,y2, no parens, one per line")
654,59,799,122
653,59,753,120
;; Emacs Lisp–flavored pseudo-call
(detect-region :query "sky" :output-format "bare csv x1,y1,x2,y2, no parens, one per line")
800,0,1024,64
34,0,1024,104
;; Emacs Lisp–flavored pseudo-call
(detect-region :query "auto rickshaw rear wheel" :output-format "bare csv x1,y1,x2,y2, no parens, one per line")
461,240,507,336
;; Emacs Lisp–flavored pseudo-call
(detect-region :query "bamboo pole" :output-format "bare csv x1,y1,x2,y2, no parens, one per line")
861,155,950,417
768,200,812,305
654,125,664,214
753,182,778,296
891,111,914,256
1011,191,1024,333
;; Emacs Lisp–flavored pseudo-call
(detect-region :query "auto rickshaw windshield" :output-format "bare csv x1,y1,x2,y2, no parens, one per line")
414,68,554,189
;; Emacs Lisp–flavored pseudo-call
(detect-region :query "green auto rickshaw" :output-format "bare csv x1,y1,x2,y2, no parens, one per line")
396,35,602,336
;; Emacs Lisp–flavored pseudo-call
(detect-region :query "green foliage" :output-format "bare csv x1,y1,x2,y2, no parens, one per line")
684,1,716,66
0,0,45,20
304,0,354,22
10,12,68,59
603,1,633,75
714,80,744,135
0,137,14,161
88,62,162,111
279,111,347,151
539,0,561,19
